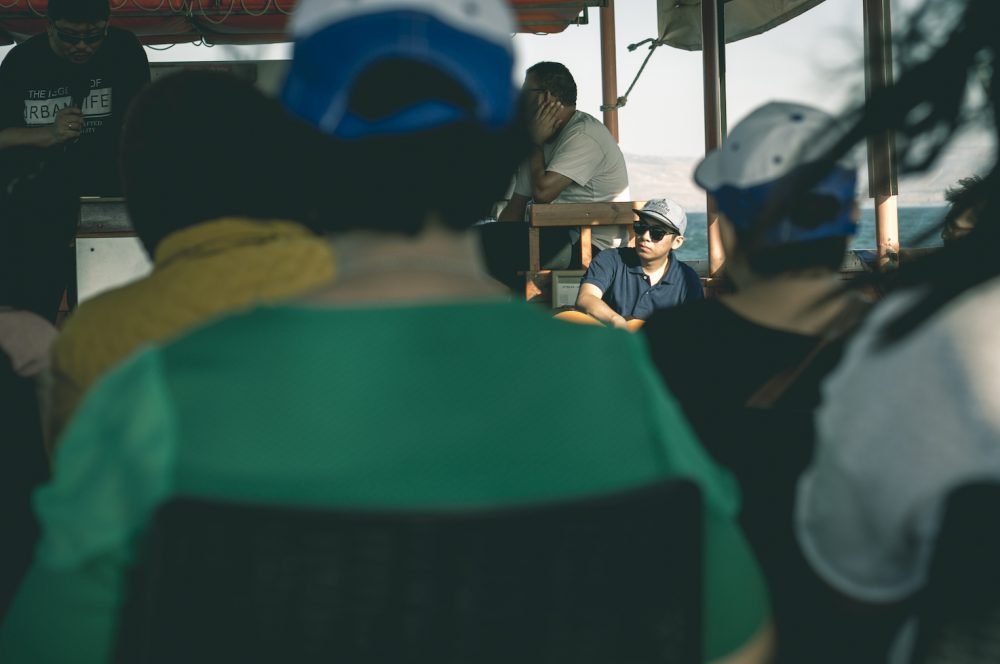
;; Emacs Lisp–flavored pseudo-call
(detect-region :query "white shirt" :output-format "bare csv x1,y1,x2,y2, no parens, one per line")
796,275,1000,603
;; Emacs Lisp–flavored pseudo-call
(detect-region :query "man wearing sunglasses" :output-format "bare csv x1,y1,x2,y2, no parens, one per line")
0,0,148,320
0,0,149,192
575,198,703,329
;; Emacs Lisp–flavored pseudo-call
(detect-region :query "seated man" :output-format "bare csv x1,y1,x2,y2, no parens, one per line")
643,101,863,662
46,71,334,448
480,61,630,288
0,3,772,663
575,198,702,328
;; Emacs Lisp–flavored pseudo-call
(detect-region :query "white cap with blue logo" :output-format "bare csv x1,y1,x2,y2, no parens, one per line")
694,101,859,245
281,0,518,140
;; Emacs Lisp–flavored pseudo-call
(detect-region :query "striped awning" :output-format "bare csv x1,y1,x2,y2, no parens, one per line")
0,1,603,46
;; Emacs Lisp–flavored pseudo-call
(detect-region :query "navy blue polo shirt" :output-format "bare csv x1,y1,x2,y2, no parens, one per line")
581,247,703,320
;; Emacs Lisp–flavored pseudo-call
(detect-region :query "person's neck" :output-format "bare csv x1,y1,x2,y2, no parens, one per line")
640,252,670,277
300,218,508,306
721,267,855,335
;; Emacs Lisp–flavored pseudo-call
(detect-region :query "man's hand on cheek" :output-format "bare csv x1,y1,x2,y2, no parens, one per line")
530,100,562,147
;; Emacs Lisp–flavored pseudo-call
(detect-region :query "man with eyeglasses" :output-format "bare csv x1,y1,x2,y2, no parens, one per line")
575,198,703,329
481,61,630,289
0,0,148,320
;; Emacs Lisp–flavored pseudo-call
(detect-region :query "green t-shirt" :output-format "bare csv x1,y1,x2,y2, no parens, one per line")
0,301,768,662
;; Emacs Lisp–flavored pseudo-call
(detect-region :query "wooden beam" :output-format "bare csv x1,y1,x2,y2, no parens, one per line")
599,0,620,140
528,201,645,228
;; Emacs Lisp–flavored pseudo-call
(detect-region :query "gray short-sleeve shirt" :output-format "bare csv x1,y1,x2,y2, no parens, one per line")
514,110,631,251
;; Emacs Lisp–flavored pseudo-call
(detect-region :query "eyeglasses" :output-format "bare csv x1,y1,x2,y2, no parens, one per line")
54,26,107,45
634,221,678,242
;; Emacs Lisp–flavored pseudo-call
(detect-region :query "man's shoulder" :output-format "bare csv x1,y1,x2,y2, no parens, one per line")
1,33,50,67
566,110,617,141
107,26,141,42
645,296,720,334
102,27,145,54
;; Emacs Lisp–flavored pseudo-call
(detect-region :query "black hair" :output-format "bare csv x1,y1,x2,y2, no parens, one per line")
746,238,849,277
747,0,999,346
121,70,323,254
737,193,852,276
942,174,986,229
47,0,109,23
526,61,578,106
308,59,531,236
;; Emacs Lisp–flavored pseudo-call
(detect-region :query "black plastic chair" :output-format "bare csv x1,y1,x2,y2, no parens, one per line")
115,480,702,664
911,482,1000,664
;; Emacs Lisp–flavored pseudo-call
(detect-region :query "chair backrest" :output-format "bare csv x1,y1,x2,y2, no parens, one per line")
528,201,644,271
525,201,644,303
911,482,1000,664
115,480,702,664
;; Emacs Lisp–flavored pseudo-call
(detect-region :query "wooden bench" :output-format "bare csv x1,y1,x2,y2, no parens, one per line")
525,201,645,303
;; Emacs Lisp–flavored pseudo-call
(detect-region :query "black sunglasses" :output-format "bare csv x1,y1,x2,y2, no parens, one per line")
54,26,107,45
633,221,678,242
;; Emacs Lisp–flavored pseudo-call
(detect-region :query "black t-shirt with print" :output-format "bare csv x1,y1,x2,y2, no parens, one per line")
0,27,149,195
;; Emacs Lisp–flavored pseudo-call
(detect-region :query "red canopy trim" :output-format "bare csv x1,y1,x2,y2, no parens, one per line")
0,0,602,46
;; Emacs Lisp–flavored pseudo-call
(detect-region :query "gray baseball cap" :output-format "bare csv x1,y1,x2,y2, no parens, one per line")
637,198,687,236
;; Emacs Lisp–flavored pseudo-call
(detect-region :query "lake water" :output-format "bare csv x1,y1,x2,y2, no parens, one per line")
674,205,947,262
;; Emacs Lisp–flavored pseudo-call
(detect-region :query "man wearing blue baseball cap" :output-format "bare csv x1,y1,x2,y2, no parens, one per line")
643,100,865,660
646,101,861,414
0,3,771,662
576,197,703,328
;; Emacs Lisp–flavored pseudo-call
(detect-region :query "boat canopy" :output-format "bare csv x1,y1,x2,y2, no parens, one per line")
0,0,602,46
656,0,828,51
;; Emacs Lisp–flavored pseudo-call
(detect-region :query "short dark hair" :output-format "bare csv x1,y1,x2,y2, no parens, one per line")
121,71,322,253
739,193,851,275
47,0,109,23
526,61,577,106
746,237,849,276
943,175,985,229
308,59,531,236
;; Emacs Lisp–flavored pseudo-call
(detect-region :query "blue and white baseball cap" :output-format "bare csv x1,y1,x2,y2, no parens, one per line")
281,0,519,140
694,101,859,246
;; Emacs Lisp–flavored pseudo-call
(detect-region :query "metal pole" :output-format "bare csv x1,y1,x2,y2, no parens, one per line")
863,0,899,270
702,0,726,277
599,0,619,141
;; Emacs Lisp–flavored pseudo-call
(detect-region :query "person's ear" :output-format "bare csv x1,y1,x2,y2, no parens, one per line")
671,235,685,250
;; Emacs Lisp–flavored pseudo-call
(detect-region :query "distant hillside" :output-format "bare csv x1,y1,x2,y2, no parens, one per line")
625,134,994,210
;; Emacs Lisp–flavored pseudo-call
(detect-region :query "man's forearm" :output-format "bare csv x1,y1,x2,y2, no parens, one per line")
0,126,56,150
576,293,627,327
528,145,546,189
528,146,559,203
527,146,572,203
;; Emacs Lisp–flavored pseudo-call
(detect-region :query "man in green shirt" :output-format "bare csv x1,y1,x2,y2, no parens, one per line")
0,1,772,663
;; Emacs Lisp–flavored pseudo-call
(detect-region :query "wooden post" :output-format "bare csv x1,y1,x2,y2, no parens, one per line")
599,0,620,141
863,0,899,270
702,0,726,277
